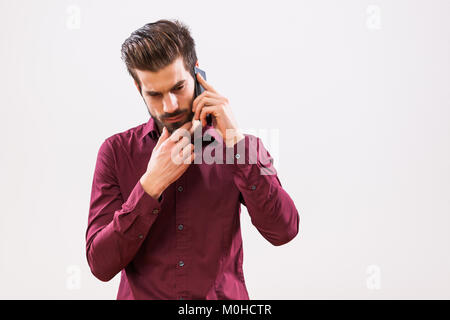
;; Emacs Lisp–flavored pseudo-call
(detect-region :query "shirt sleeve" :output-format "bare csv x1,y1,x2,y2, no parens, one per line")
85,138,163,282
225,134,300,246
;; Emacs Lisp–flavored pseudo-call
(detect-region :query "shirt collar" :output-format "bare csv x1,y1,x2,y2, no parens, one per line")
140,116,160,141
140,116,222,144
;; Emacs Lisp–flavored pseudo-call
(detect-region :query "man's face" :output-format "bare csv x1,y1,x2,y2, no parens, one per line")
134,56,196,134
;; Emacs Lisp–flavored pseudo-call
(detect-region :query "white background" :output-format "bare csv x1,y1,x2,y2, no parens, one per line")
0,0,449,299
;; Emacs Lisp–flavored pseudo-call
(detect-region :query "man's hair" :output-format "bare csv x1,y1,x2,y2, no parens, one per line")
121,19,198,91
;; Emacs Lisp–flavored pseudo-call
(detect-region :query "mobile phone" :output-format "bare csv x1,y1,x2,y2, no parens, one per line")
194,66,212,126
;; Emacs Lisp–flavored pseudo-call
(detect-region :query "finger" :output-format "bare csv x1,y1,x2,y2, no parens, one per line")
170,136,190,163
194,97,221,122
189,118,202,136
169,121,192,143
196,72,217,94
155,126,169,149
192,91,205,114
171,142,194,165
199,106,216,127
178,150,196,167
176,136,191,150
192,91,221,113
184,147,196,165
180,143,194,164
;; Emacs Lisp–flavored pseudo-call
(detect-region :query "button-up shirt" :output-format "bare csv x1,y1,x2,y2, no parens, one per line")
86,117,300,300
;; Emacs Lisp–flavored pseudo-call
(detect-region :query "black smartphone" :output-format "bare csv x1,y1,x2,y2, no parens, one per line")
194,66,212,126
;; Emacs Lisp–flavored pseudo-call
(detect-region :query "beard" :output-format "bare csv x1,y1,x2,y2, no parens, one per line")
147,105,194,135
142,90,195,135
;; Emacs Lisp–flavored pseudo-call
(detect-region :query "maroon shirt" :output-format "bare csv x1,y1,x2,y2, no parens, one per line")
86,117,300,300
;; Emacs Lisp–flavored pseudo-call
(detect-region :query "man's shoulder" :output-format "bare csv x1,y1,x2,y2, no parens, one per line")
102,122,147,149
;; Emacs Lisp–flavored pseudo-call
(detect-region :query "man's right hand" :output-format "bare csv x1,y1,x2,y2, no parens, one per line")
139,121,198,200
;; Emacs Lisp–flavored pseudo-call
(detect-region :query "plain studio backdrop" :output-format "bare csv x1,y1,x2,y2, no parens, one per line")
0,0,449,299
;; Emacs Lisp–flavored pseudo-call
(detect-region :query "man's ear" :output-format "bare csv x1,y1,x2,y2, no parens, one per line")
195,60,199,67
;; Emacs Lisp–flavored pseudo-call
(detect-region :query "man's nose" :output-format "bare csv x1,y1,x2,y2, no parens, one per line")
163,93,179,114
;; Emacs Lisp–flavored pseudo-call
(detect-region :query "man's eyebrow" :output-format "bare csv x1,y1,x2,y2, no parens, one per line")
145,80,186,95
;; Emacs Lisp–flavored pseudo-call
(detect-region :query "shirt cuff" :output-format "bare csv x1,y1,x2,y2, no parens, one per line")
118,180,163,239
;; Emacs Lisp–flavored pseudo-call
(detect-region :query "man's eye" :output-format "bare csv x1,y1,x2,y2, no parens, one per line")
148,86,183,97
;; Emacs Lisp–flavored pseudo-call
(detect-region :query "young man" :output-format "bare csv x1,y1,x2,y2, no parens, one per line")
86,19,299,300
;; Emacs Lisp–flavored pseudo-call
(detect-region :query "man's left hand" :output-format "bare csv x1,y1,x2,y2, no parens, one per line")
192,72,245,148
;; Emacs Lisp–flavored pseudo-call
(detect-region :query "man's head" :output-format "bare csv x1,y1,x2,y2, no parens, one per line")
121,19,198,134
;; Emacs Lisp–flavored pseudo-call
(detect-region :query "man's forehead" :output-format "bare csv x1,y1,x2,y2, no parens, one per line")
136,58,190,91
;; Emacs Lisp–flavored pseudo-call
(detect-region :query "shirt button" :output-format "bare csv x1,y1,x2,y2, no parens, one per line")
178,224,184,231
235,153,241,159
138,234,143,239
177,186,184,192
178,261,184,267
250,185,256,190
152,208,159,215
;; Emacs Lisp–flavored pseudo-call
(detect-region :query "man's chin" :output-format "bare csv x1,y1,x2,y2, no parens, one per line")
164,120,187,134
163,113,194,133
164,122,181,134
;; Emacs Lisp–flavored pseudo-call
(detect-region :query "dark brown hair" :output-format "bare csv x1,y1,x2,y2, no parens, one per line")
121,19,198,91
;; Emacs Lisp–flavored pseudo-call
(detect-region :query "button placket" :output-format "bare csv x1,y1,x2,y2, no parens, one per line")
175,174,189,298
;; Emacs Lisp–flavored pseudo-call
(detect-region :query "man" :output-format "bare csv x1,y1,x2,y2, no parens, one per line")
86,19,300,300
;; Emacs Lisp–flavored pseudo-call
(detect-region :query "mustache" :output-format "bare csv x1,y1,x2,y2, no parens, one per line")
162,110,194,121
162,111,185,119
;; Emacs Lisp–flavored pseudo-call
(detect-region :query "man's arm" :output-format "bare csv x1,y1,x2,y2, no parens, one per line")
85,139,162,282
226,134,300,246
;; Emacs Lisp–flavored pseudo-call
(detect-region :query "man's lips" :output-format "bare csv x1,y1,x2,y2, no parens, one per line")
165,113,184,123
